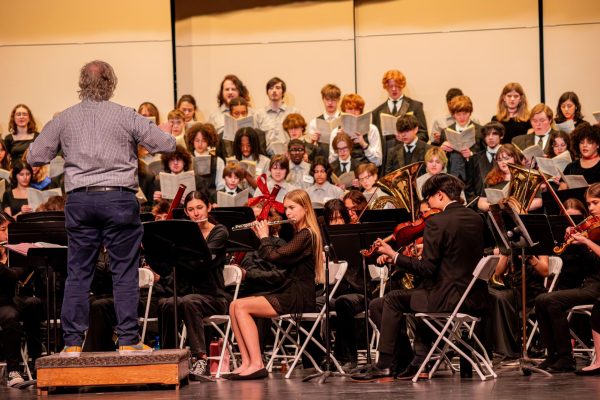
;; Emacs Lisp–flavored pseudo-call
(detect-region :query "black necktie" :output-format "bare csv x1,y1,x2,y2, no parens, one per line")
487,151,496,163
537,136,544,148
405,144,414,154
391,100,398,115
341,163,348,173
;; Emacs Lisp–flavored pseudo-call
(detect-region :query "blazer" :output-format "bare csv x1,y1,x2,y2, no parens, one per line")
467,150,495,201
511,130,557,157
330,158,360,177
394,202,488,314
384,139,430,176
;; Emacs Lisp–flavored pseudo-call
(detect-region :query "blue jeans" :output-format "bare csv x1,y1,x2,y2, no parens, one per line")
62,191,142,346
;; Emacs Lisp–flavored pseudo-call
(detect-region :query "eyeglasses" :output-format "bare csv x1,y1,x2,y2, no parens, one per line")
358,175,373,182
336,146,350,152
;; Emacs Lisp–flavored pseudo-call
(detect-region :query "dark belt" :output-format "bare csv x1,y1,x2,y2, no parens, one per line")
68,186,136,194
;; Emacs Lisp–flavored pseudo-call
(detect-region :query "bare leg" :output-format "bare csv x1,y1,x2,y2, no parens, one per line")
229,300,251,374
234,296,278,376
581,329,600,371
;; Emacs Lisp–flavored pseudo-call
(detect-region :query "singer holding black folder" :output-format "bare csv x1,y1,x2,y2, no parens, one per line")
27,60,175,357
227,189,324,380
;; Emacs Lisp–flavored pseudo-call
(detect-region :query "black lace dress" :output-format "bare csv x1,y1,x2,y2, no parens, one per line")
259,228,317,315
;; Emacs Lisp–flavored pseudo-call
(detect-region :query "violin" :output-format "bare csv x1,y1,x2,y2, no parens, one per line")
360,208,441,257
554,215,600,255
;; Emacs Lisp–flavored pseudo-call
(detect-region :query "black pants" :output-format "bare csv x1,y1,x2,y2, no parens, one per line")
535,283,600,357
377,289,432,369
158,294,228,356
332,293,364,363
0,296,43,372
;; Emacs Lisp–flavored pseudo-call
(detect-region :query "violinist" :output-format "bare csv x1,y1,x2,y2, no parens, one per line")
535,183,600,374
156,190,229,380
352,174,488,381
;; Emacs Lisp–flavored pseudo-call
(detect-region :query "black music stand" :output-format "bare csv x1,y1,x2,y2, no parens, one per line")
8,220,67,354
209,207,260,252
488,205,554,377
326,221,395,366
142,220,211,354
361,208,411,224
542,187,587,215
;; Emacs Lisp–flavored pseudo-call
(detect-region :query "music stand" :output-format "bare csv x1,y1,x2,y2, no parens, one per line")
361,209,411,224
326,221,395,366
488,204,553,377
210,207,260,252
142,220,211,356
542,187,587,215
8,220,67,354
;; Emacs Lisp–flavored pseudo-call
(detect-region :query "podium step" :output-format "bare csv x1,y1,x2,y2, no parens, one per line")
35,349,190,395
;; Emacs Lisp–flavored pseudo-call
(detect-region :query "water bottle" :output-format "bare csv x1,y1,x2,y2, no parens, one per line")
153,335,161,350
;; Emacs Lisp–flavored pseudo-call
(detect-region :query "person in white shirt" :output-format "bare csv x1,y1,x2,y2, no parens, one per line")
328,93,382,167
307,84,342,158
253,154,298,203
286,139,313,189
185,122,225,194
255,77,300,156
306,157,344,205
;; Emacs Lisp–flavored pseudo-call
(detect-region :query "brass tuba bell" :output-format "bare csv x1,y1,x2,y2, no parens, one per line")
504,163,549,214
370,162,423,219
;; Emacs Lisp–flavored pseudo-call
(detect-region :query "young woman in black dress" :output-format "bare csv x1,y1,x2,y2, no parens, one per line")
228,189,324,380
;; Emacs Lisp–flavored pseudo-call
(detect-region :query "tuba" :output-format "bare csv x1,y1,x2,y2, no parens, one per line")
503,163,549,214
370,162,423,219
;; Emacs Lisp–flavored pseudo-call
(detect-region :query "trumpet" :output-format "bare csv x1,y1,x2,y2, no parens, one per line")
231,219,295,231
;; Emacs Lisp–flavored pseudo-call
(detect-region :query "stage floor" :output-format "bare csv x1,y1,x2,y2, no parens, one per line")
3,367,600,399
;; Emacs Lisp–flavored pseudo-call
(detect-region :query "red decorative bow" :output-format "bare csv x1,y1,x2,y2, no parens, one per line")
247,174,284,220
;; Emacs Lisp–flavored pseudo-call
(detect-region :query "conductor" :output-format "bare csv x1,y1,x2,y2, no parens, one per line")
27,60,176,356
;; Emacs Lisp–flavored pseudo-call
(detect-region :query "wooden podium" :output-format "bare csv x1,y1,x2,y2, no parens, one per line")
36,349,190,395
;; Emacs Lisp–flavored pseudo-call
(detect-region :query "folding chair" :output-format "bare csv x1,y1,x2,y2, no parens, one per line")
356,264,389,363
526,256,563,351
178,265,243,376
266,261,348,379
412,255,500,382
138,268,157,343
205,265,243,378
567,304,596,361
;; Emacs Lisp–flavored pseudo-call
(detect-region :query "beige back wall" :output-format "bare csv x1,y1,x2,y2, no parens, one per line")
175,0,600,130
0,0,173,136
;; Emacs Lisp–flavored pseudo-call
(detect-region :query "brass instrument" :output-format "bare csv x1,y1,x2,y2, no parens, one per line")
503,163,549,214
370,162,423,218
231,219,295,231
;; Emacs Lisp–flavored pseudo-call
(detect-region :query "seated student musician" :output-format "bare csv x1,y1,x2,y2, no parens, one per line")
152,199,171,220
534,184,600,373
351,173,488,380
438,95,484,186
255,77,300,156
467,121,504,203
492,82,531,144
225,97,267,157
153,145,209,204
284,113,326,162
156,190,229,379
253,155,298,203
384,114,431,175
2,160,33,217
231,127,271,191
228,189,323,380
185,122,225,198
560,123,600,188
328,94,383,167
307,83,342,160
371,70,428,169
430,88,464,144
306,157,344,205
477,144,543,212
343,190,368,224
330,133,360,190
0,211,43,387
512,103,557,157
286,139,313,189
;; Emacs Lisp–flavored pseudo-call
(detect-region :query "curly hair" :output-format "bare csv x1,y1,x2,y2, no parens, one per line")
381,70,407,89
161,145,192,173
185,122,218,152
340,94,365,114
78,60,117,101
217,75,250,106
8,104,37,134
282,113,307,133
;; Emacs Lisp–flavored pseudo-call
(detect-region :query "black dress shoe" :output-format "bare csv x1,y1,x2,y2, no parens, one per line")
229,368,268,381
341,361,358,372
548,356,576,373
220,373,240,380
350,366,392,382
396,363,429,380
537,355,559,371
575,366,600,376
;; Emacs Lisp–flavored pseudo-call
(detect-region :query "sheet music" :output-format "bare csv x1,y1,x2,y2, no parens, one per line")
27,188,62,212
315,118,340,144
223,114,254,142
159,171,196,199
340,113,371,136
49,156,65,178
444,125,476,150
380,113,399,137
217,188,249,207
556,119,575,134
484,184,510,205
0,169,10,181
331,172,355,188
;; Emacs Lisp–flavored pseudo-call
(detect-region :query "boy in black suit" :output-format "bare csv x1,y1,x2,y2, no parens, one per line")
384,114,431,175
467,122,504,202
351,174,487,381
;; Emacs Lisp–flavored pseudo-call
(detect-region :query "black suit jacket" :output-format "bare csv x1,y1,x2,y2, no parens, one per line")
511,130,556,156
330,158,360,177
394,202,488,314
467,150,495,200
371,97,428,173
384,139,430,175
